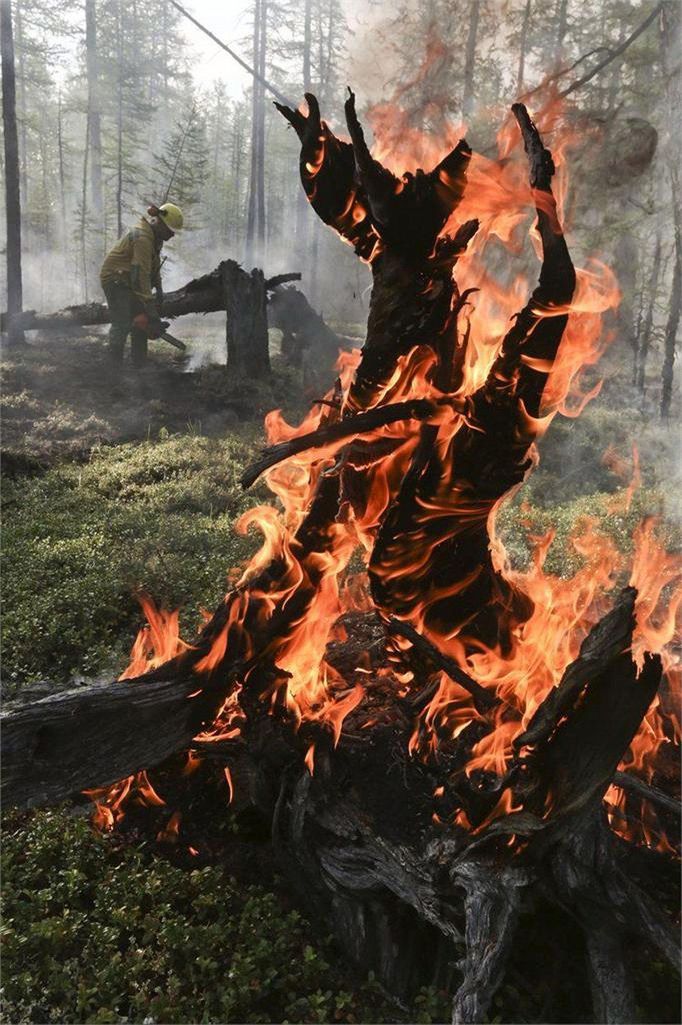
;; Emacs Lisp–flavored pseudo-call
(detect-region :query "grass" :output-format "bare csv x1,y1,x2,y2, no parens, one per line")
3,422,677,694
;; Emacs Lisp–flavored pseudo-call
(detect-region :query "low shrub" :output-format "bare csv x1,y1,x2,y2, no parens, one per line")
1,434,265,692
496,486,678,577
1,809,411,1024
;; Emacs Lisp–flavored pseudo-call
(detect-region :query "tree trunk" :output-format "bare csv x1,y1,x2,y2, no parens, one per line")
57,91,67,243
613,230,638,370
85,0,103,220
295,0,313,266
1,0,24,346
462,0,480,118
515,0,532,94
162,0,169,111
245,0,261,267
14,0,27,230
256,0,267,257
80,119,90,302
554,0,568,64
231,109,244,249
115,4,124,238
660,182,681,419
223,261,270,377
634,234,662,393
605,19,627,115
659,2,681,419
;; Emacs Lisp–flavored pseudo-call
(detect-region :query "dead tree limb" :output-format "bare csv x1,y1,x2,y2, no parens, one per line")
613,770,681,817
241,399,436,488
1,263,301,332
0,672,235,809
167,0,294,106
558,3,664,99
387,617,498,714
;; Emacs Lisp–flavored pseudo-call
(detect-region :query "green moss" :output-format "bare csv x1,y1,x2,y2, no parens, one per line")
1,433,267,692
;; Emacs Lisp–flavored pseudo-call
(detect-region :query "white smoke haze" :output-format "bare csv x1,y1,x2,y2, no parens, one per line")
1,0,678,467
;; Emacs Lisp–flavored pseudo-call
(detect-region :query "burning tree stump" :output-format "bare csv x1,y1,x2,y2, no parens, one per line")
2,99,679,1023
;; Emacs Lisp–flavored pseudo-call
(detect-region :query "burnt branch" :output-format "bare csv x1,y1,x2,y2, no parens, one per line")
265,272,302,291
613,770,681,817
241,399,436,488
344,87,399,234
275,92,377,259
514,587,636,753
511,103,555,191
388,617,499,714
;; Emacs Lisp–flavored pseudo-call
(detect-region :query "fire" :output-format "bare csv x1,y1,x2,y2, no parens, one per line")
157,810,182,844
84,770,165,831
224,766,234,805
118,593,191,679
85,92,679,857
630,517,682,673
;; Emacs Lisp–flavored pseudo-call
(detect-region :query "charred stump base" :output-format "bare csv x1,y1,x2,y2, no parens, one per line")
8,590,675,1022
185,591,676,1025
2,580,679,1020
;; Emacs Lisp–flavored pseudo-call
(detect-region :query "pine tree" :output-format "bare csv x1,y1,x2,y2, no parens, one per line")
155,101,209,215
1,0,24,345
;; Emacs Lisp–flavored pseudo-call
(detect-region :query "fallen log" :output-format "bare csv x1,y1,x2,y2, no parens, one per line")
0,669,235,809
1,263,301,332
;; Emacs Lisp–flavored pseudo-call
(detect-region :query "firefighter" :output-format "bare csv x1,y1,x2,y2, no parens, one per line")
99,202,184,367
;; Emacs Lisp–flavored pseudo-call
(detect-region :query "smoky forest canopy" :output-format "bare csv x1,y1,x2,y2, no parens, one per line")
0,0,679,419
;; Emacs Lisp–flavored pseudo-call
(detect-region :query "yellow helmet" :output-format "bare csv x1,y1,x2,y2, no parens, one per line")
158,202,184,231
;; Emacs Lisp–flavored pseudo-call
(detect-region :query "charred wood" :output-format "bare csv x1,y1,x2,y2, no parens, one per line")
387,617,498,715
222,261,270,377
1,262,301,332
241,398,436,488
267,284,347,376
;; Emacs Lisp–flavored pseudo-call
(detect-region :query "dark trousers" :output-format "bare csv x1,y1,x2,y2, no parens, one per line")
102,281,148,367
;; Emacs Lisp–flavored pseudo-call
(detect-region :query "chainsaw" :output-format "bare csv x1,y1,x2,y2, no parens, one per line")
132,312,187,352
157,322,187,352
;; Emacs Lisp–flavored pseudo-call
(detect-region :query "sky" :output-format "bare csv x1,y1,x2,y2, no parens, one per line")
175,0,386,103
181,2,254,98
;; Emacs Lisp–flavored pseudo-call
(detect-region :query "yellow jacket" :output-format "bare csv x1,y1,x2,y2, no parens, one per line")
100,218,162,303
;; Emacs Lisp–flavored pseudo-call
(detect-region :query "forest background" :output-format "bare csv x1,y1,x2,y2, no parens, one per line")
1,1,680,1023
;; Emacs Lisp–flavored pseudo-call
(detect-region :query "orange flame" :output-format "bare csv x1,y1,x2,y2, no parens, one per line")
157,810,182,844
224,766,234,805
119,594,191,680
88,92,679,854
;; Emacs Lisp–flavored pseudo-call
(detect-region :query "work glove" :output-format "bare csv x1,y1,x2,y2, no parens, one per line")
132,311,163,340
